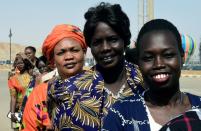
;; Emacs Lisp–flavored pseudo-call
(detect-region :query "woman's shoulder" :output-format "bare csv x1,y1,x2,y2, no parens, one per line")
34,83,48,91
47,70,95,100
8,73,18,80
125,61,138,71
160,108,201,131
185,92,201,100
185,92,201,108
125,61,145,93
30,83,48,99
125,61,142,77
72,69,97,89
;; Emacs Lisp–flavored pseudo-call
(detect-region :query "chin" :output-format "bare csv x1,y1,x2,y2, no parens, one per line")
151,81,174,92
146,80,168,91
67,69,80,75
101,63,117,70
102,59,120,68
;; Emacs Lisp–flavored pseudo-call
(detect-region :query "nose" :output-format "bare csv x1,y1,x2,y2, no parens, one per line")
101,40,111,52
64,51,73,60
153,56,165,69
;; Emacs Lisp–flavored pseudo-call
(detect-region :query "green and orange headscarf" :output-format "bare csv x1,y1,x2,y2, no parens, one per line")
42,24,87,64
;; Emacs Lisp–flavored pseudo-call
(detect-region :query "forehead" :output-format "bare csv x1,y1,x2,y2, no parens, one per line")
54,38,82,50
93,22,117,38
25,48,33,53
139,30,178,51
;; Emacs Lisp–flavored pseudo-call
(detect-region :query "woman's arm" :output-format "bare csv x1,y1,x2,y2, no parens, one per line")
10,95,18,122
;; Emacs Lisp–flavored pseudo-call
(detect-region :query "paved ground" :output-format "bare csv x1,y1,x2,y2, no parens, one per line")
0,71,11,131
0,70,201,130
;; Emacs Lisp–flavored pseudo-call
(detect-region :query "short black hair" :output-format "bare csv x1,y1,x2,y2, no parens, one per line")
25,46,36,53
84,2,131,47
36,55,47,69
136,19,184,57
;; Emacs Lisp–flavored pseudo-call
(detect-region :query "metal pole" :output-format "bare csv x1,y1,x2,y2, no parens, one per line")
138,0,144,32
9,29,12,69
147,0,154,21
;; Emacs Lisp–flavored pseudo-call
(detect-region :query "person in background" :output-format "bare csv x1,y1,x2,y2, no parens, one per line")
24,46,39,76
35,55,52,84
8,53,24,80
102,19,201,131
48,2,143,130
22,24,87,131
24,46,38,66
20,55,51,115
8,52,33,130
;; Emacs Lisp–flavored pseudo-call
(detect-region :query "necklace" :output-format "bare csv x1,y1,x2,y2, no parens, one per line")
104,67,127,99
104,83,126,99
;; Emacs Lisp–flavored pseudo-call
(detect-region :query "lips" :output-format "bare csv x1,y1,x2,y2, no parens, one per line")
152,73,169,83
64,62,76,69
100,55,114,63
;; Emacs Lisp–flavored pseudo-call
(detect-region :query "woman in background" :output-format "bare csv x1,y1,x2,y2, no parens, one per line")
8,53,24,80
20,55,51,114
8,52,33,130
24,46,38,67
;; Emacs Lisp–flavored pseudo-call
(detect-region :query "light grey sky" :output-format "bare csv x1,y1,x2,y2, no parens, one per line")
1,0,201,60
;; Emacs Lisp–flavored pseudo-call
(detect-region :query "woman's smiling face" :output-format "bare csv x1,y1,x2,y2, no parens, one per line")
90,22,125,70
138,30,183,90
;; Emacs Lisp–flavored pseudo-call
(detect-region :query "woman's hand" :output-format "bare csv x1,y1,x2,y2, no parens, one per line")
11,113,18,122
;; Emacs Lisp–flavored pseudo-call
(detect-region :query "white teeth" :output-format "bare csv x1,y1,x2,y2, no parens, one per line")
154,74,168,79
103,56,112,60
153,74,169,83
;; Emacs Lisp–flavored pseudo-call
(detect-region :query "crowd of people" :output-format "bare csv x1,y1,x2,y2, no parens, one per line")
7,2,201,131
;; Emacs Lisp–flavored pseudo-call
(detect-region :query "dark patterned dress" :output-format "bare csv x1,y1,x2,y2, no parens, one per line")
48,61,144,130
102,93,201,131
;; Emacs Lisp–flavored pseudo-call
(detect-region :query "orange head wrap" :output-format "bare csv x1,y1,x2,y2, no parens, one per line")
42,24,87,64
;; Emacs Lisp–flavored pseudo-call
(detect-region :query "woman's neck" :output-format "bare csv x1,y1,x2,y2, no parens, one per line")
145,86,181,106
105,71,127,95
20,69,26,74
31,57,36,63
97,59,125,84
60,69,84,80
